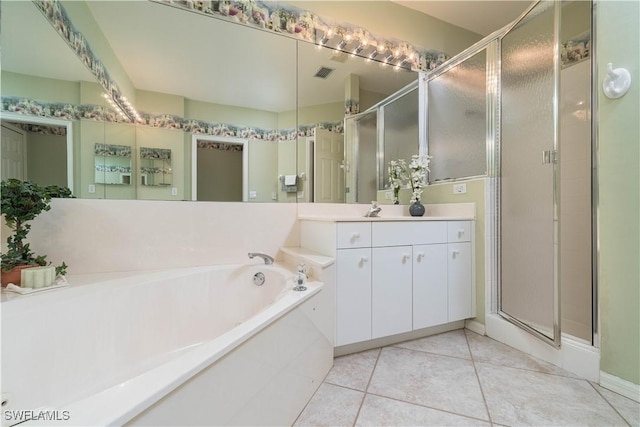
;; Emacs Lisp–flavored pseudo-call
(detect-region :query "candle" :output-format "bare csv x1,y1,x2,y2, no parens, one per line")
20,266,56,289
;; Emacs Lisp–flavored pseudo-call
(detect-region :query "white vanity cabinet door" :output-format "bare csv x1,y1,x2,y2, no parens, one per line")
413,244,448,329
336,248,372,346
448,242,472,322
371,246,413,339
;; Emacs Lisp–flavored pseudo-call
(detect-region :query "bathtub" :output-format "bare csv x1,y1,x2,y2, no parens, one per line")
1,263,333,426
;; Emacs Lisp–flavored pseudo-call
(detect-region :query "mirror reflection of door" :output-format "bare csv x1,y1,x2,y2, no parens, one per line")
313,128,344,203
1,120,67,186
1,122,26,181
195,138,246,202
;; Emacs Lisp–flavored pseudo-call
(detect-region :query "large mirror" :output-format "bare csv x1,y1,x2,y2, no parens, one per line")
1,0,434,203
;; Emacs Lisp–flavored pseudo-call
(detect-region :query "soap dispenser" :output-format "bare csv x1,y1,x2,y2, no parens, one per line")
293,263,307,291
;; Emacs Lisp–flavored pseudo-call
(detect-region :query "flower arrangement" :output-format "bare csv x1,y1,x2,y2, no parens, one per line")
408,154,431,203
387,154,432,204
388,159,408,204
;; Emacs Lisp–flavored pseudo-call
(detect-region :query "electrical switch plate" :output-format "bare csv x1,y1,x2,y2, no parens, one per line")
88,184,95,194
171,187,178,196
297,191,304,199
384,191,393,200
249,191,257,199
453,183,467,194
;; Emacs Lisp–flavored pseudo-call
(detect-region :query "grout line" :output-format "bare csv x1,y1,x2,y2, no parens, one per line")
365,391,493,425
466,330,494,425
291,358,337,426
587,381,633,427
391,343,473,362
351,347,382,426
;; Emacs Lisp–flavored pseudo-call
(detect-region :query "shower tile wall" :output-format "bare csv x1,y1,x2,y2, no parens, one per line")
560,59,592,342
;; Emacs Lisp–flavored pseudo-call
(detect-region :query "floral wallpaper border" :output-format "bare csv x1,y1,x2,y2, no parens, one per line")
140,147,172,160
33,0,135,122
154,0,449,72
5,122,67,136
561,30,591,68
197,141,244,152
94,143,132,158
2,96,344,141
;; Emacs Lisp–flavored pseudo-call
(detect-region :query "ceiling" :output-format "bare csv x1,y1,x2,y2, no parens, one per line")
391,1,532,36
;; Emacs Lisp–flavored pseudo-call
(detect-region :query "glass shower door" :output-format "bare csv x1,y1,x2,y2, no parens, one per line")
499,0,560,346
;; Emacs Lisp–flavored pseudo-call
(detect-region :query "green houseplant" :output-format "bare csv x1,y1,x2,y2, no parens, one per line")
1,179,73,286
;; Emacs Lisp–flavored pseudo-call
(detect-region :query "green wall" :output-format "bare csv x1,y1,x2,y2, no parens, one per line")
597,0,640,385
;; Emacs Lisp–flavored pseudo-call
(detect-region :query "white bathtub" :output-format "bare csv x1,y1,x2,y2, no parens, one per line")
1,263,333,426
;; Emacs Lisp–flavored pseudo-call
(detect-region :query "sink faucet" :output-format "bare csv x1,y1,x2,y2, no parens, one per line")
248,252,274,265
364,201,382,217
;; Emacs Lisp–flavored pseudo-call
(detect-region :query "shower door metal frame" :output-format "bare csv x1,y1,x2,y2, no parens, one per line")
343,109,378,203
496,0,562,348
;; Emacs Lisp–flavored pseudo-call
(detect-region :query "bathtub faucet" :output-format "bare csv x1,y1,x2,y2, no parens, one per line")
248,252,274,265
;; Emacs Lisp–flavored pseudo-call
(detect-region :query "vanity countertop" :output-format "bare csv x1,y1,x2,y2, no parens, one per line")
298,215,475,222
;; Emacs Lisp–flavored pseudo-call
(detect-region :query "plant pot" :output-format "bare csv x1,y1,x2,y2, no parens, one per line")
1,265,35,287
409,200,425,217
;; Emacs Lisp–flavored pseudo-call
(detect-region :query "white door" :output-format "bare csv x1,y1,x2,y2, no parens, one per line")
413,243,448,329
372,245,413,339
313,128,344,203
1,123,26,180
448,242,472,322
336,248,372,346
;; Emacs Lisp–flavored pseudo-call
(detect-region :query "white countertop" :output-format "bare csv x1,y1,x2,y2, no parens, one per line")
297,215,474,222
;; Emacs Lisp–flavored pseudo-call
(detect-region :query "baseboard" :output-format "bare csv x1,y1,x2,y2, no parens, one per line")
464,319,486,335
600,371,640,403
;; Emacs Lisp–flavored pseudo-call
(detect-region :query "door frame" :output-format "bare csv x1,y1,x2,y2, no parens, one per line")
191,134,249,202
0,112,74,193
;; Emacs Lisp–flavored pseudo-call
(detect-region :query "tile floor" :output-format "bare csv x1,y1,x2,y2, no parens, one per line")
294,329,640,426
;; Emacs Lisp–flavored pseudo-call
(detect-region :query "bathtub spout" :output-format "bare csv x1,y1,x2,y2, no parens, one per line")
248,252,274,265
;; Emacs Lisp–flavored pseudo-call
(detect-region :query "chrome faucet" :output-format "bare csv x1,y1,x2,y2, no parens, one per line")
364,201,382,217
248,252,274,265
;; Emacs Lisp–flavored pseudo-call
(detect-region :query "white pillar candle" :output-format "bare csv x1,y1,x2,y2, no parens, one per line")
20,266,56,288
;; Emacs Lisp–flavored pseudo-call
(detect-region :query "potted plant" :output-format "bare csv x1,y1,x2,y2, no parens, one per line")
1,179,72,286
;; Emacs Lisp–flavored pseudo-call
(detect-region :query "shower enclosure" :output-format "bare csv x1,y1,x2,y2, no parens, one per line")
422,0,594,347
344,83,419,204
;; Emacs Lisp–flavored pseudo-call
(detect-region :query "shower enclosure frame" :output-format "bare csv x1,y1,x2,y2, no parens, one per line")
422,0,598,350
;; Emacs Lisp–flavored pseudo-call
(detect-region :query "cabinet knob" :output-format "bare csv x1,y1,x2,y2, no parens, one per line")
360,256,369,263
452,249,460,258
416,252,425,260
457,229,465,237
402,253,411,262
351,232,360,241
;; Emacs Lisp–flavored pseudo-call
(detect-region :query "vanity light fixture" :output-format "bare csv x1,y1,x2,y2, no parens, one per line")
337,39,347,50
102,93,140,123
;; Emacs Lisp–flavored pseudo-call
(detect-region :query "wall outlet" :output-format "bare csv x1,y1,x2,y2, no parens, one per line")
384,191,393,200
171,187,178,196
249,191,257,199
88,184,95,194
453,183,467,194
271,191,277,200
297,191,304,199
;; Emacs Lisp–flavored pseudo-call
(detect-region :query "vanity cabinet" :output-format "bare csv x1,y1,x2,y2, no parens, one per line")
300,218,474,347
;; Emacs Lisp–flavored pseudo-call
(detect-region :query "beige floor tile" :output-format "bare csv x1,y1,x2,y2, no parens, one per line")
466,330,577,377
394,329,471,359
368,347,489,421
356,394,491,426
592,382,640,426
324,348,380,391
476,362,628,426
294,383,364,427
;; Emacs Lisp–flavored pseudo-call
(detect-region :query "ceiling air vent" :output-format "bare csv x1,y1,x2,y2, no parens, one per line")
314,66,335,79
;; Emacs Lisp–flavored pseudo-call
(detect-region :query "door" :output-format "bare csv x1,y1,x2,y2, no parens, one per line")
372,246,413,339
336,248,372,346
413,243,448,329
313,128,344,203
499,0,560,345
1,122,26,180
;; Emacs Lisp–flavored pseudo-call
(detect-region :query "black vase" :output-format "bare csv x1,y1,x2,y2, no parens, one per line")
409,200,425,217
